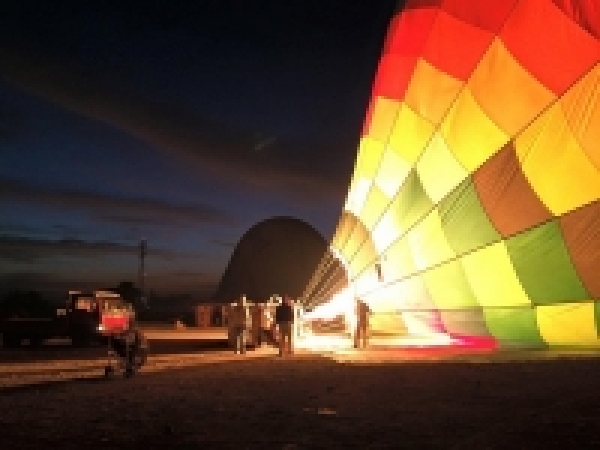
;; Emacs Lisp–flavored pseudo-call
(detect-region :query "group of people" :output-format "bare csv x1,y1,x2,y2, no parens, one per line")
230,294,372,356
229,294,295,356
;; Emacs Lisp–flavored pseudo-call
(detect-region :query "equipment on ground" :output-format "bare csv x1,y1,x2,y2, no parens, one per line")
104,327,148,378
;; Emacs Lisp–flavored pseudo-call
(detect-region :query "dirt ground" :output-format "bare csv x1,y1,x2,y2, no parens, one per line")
1,349,600,449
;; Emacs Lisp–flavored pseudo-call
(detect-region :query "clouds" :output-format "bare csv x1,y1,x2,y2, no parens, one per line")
0,102,26,144
0,235,142,264
0,0,398,203
0,177,236,229
0,235,218,297
0,48,355,203
0,234,142,296
0,232,210,265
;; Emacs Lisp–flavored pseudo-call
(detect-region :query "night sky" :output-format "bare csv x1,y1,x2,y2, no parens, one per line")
0,0,399,299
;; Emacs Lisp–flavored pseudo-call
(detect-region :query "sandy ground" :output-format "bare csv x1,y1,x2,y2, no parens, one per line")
1,344,600,450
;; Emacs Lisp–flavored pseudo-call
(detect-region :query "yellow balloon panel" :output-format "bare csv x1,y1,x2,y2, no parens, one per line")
380,234,417,282
361,280,407,312
469,38,556,138
415,132,469,204
340,225,370,268
331,213,354,249
391,276,433,311
387,103,435,164
371,174,434,254
354,136,386,182
366,96,402,143
441,86,509,173
374,147,412,198
348,239,378,279
515,102,600,216
371,202,403,253
560,64,600,170
536,302,600,345
407,208,456,271
369,312,409,336
345,177,371,217
353,269,381,298
360,184,391,230
404,58,464,126
422,260,477,310
461,242,531,308
362,277,432,325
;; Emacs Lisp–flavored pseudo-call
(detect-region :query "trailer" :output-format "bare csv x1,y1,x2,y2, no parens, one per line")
0,290,133,348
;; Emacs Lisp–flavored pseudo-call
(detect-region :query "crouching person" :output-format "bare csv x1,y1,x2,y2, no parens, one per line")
126,323,148,371
106,321,148,377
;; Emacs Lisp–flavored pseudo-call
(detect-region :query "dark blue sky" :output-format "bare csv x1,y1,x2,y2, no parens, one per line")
0,0,398,298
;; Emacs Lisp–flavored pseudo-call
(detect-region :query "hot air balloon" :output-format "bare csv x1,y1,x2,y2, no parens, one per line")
303,0,600,348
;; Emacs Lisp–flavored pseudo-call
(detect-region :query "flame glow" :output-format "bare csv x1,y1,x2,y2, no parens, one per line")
303,286,355,323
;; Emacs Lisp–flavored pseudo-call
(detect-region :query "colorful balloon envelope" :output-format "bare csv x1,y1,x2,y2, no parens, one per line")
305,0,600,347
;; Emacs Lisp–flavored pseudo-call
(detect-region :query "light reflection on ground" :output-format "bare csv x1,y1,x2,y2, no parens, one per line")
2,335,599,390
294,331,461,352
293,331,599,365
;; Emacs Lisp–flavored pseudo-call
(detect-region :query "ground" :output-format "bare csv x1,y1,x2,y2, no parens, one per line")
1,346,600,449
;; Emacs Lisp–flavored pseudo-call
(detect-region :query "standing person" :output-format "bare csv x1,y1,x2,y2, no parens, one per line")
275,295,294,356
231,295,249,354
354,299,371,349
258,304,274,347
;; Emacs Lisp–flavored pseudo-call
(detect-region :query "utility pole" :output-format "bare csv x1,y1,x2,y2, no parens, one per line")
139,238,147,307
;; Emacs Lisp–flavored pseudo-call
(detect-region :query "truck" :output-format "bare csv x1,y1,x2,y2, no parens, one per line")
0,290,133,348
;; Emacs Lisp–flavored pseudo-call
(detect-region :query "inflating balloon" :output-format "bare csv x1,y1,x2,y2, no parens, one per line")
303,0,600,347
